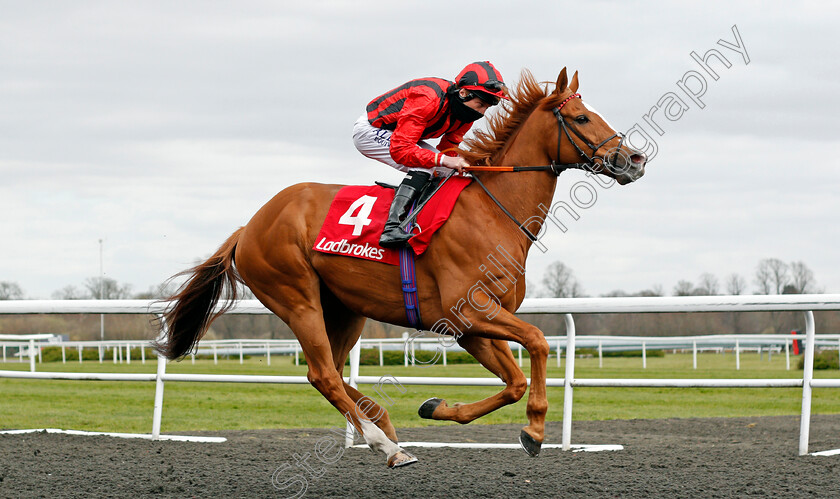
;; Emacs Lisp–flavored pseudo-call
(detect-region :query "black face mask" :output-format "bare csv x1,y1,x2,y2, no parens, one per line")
449,93,485,123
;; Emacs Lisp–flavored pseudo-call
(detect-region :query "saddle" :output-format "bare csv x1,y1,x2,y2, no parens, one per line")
375,174,445,210
313,176,471,265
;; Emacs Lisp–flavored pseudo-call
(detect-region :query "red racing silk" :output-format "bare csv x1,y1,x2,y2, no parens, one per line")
366,78,473,168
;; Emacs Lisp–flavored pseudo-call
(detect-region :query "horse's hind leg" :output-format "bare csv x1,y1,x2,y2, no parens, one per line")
419,336,527,424
321,285,398,442
238,258,414,467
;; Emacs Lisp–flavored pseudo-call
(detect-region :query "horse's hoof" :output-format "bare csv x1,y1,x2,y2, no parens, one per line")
387,450,418,468
519,429,542,457
418,397,443,419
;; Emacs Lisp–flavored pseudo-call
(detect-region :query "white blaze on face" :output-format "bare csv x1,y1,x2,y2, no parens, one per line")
581,100,617,132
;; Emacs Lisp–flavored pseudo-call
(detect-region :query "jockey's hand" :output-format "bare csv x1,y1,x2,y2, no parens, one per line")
440,154,470,172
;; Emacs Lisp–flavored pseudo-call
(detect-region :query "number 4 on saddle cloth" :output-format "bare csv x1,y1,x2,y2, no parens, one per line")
313,175,472,265
313,175,472,328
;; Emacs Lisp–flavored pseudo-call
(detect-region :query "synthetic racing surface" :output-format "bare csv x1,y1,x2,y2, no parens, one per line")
1,415,839,498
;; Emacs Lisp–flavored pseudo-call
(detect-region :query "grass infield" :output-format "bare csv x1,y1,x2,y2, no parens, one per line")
1,352,839,434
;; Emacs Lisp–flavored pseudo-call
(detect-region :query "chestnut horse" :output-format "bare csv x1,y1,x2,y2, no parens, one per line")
155,68,646,467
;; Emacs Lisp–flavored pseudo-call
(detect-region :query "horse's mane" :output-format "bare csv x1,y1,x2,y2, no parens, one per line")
461,69,566,166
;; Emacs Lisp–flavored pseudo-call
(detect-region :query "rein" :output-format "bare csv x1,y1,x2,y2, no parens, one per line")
465,92,625,243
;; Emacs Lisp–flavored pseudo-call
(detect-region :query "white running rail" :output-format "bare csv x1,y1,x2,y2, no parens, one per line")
1,295,840,455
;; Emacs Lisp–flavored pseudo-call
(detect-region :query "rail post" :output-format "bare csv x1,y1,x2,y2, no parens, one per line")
28,340,36,372
403,332,408,367
561,314,576,451
345,338,362,449
598,340,602,368
693,341,697,369
799,311,816,456
152,316,168,440
785,340,790,370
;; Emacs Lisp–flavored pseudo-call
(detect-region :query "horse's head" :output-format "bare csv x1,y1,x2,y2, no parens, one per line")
546,68,646,184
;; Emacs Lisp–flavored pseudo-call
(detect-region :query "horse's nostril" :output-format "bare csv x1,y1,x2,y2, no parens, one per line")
630,154,645,164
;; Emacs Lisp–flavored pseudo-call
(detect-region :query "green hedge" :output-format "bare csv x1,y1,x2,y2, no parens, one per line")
798,350,839,370
300,348,480,366
39,346,156,363
577,348,665,358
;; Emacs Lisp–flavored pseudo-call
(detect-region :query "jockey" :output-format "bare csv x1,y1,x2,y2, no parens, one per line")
353,61,508,248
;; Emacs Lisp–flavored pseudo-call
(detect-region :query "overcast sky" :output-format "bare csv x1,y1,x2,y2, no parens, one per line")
1,1,838,299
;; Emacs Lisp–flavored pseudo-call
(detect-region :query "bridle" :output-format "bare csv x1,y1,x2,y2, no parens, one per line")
550,93,626,175
471,92,628,242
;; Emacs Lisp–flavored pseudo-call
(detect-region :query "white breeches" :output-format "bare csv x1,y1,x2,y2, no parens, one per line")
353,115,452,175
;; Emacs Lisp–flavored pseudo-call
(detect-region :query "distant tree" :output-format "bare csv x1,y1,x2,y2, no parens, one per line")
696,273,720,295
133,281,180,300
603,285,663,298
789,261,817,294
51,285,88,300
541,261,583,298
524,279,538,298
238,285,256,300
83,277,133,299
725,273,747,295
754,258,789,295
0,281,24,300
673,280,695,296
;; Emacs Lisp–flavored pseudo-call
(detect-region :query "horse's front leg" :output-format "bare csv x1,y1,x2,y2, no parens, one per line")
442,308,550,456
419,336,527,424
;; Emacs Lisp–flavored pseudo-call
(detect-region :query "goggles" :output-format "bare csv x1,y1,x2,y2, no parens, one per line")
479,79,506,93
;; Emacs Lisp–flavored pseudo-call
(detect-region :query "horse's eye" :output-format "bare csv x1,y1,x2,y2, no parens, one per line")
575,115,589,124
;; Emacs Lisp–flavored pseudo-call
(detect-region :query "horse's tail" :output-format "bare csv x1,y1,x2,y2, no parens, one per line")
153,227,245,360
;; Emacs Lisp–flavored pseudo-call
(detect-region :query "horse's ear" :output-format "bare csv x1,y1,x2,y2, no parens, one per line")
570,70,579,93
555,67,568,94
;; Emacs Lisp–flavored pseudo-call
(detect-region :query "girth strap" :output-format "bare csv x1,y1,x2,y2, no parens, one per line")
399,202,423,329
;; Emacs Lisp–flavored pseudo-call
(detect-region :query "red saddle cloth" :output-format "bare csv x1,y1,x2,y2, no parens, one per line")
313,176,471,265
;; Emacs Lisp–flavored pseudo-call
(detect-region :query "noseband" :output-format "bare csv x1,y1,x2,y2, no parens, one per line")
470,92,628,242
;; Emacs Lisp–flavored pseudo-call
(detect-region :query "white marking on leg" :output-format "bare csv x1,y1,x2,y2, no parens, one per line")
360,420,402,458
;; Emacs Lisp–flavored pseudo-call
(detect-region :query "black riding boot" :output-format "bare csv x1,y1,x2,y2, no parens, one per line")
379,170,431,248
